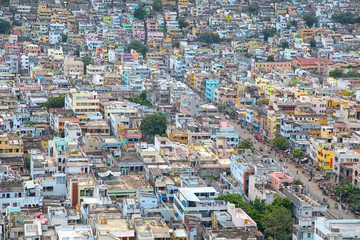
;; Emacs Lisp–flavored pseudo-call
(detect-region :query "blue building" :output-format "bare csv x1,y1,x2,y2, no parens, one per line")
205,79,220,102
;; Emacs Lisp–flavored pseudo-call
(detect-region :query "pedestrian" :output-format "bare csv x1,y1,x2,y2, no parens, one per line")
296,170,298,174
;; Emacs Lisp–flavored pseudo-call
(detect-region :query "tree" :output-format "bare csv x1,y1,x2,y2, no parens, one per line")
134,4,147,20
266,55,275,62
127,40,148,57
75,45,81,57
198,32,220,44
332,12,360,25
178,18,189,29
81,56,93,74
129,90,152,106
152,0,162,12
40,94,66,109
303,13,318,28
291,150,303,159
140,113,167,138
280,42,289,49
62,34,68,43
329,69,344,78
1,0,9,5
274,137,289,150
0,20,11,34
309,39,317,48
248,5,258,15
12,20,21,26
261,207,293,240
262,28,276,41
294,179,303,185
238,138,253,149
24,155,30,169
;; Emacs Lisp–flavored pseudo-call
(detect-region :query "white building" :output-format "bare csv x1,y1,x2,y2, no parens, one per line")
314,217,360,240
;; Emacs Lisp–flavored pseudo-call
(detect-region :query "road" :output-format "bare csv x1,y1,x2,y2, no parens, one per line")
222,116,356,220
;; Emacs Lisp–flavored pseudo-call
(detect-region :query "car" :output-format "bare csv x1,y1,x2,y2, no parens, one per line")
259,146,264,151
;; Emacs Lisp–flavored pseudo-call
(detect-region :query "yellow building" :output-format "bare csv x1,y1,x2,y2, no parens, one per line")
37,5,52,20
167,126,188,144
69,177,94,207
66,89,100,116
300,29,315,41
316,145,334,175
0,133,23,157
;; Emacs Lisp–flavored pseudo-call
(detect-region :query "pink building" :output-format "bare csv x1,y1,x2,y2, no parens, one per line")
270,172,293,189
227,203,257,229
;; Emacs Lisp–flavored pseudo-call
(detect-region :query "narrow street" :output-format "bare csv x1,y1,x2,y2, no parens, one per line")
222,116,356,220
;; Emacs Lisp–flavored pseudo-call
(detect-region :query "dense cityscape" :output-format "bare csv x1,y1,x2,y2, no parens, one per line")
0,0,360,239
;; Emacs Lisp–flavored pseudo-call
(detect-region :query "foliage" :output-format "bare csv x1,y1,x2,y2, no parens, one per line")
218,103,228,112
1,0,9,5
152,0,162,12
248,5,258,15
238,138,253,150
333,180,360,210
75,45,81,57
280,42,289,49
81,56,93,74
0,20,11,34
129,90,152,106
266,55,275,62
12,20,22,26
340,89,354,97
127,40,148,57
332,12,360,25
134,4,147,20
24,155,30,169
62,34,68,43
262,28,276,41
309,39,317,48
40,94,66,109
294,179,303,185
274,137,289,150
261,207,293,240
59,129,65,138
178,18,189,29
216,194,293,235
244,53,253,58
303,12,318,27
291,150,303,159
329,69,360,78
198,32,220,44
140,113,167,138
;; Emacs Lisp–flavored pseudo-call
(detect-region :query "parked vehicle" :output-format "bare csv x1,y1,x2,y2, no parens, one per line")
259,146,264,151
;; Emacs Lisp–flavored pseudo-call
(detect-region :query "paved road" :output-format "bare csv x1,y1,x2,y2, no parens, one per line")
222,116,356,220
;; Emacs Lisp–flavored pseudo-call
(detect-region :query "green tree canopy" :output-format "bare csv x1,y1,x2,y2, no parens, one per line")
198,32,220,44
261,207,293,240
0,20,11,34
303,13,318,27
274,137,289,150
280,42,289,49
12,20,22,26
40,94,66,109
178,18,189,29
81,56,93,74
262,28,276,41
266,55,275,62
329,69,360,78
152,0,162,11
129,90,152,106
332,12,360,24
134,4,147,20
238,138,253,149
309,39,317,48
127,40,148,57
291,150,303,159
140,113,167,138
